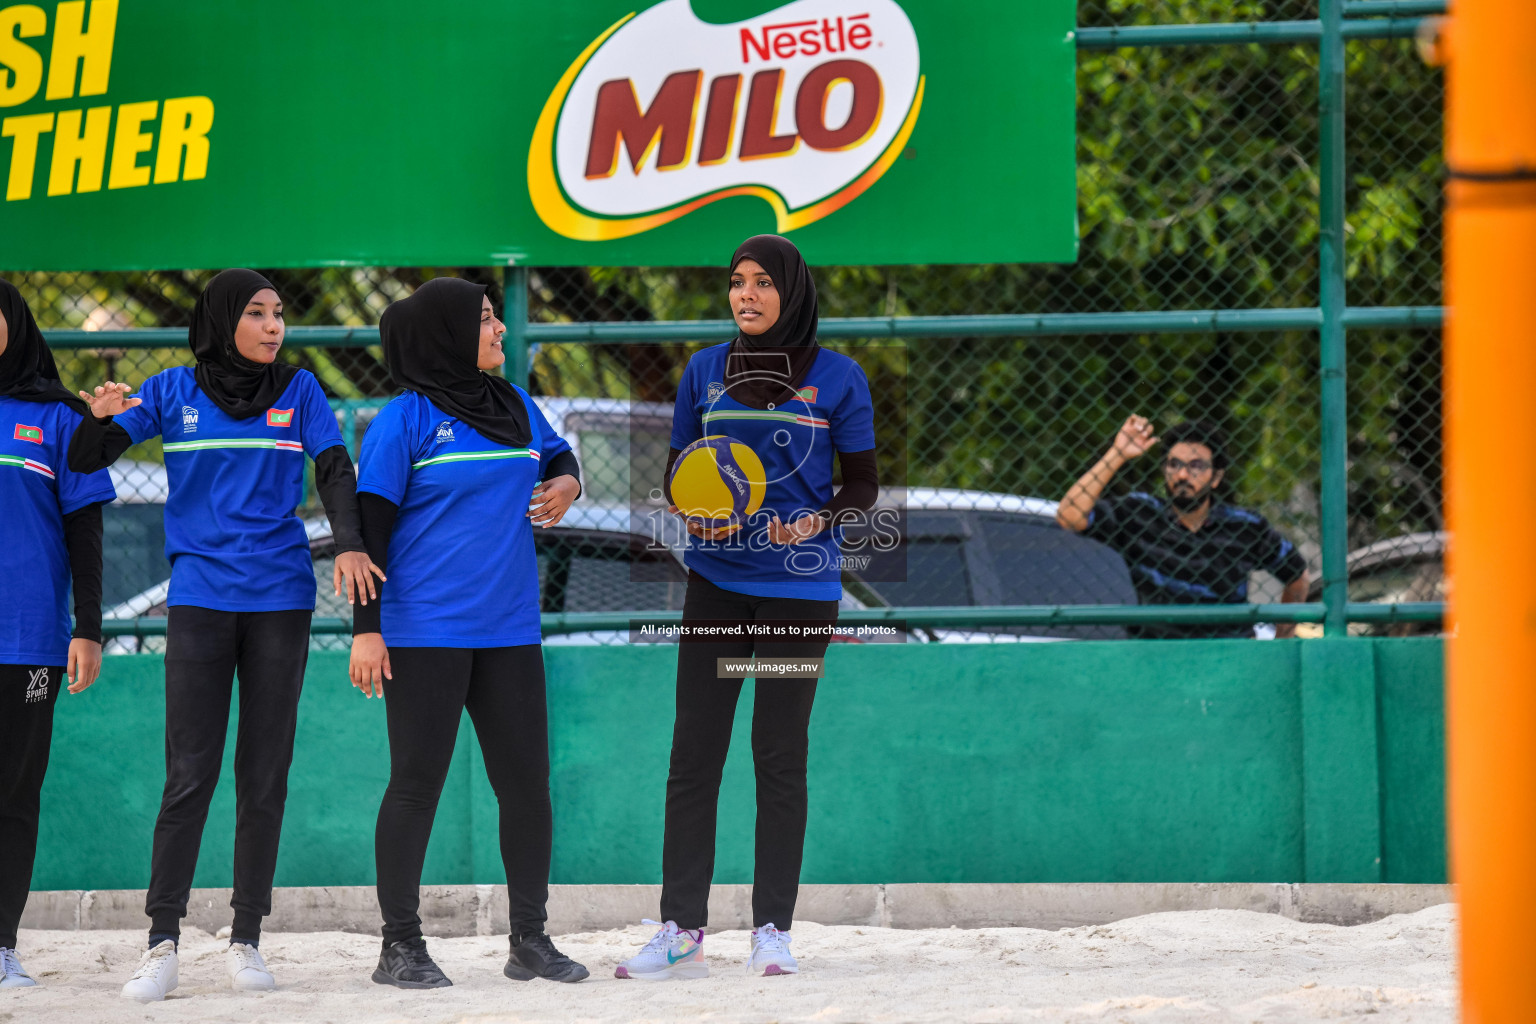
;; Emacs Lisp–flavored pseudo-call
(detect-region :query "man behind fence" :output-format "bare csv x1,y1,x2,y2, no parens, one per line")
1056,417,1309,639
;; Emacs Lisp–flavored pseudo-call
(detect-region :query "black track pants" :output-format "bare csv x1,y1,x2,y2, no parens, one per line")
375,644,552,945
0,664,62,949
660,573,837,932
144,606,311,943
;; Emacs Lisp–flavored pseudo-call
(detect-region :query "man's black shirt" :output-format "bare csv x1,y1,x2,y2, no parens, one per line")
1085,492,1308,639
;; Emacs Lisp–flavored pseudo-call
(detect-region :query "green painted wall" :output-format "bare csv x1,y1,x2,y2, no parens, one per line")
1374,639,1448,882
34,638,1445,892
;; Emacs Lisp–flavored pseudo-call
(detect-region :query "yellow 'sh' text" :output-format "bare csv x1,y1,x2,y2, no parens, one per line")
0,0,215,201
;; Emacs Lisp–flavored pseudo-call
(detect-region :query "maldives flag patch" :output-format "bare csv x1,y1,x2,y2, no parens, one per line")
795,386,819,403
13,424,42,443
266,408,294,427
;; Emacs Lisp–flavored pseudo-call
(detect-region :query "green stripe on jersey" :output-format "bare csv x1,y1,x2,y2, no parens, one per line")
703,410,827,425
0,454,52,474
163,438,302,453
412,448,537,469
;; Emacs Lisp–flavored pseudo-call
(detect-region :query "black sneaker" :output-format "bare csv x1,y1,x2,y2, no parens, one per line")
503,933,589,983
373,937,452,989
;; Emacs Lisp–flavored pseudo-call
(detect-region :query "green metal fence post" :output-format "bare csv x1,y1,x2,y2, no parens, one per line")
504,265,531,388
1319,0,1351,637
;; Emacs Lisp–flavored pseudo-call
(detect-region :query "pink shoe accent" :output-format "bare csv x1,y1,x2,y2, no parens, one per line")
614,966,630,979
764,964,787,976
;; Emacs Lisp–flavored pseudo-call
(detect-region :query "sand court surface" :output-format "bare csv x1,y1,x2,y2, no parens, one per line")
6,905,1454,1023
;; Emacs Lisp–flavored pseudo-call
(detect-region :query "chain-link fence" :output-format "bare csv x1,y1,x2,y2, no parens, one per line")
14,1,1445,644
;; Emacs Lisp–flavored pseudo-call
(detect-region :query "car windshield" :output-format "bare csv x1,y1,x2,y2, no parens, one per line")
571,415,672,507
854,536,973,607
1349,561,1445,605
539,536,688,613
979,514,1138,606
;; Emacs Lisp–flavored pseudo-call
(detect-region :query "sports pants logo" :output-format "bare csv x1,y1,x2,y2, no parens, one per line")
25,667,49,703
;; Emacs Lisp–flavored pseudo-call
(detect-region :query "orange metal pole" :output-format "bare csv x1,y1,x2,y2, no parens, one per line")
1444,0,1536,1019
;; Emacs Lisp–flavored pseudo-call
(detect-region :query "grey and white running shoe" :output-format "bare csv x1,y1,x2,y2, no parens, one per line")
0,947,36,988
747,924,798,976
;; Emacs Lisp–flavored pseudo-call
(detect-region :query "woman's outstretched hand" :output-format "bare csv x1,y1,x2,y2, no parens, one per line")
349,632,390,698
334,551,386,605
668,505,742,540
78,381,141,420
767,514,826,545
528,474,580,528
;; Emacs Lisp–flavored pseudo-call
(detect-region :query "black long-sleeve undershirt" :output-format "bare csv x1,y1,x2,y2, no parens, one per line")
67,413,132,473
816,447,879,526
62,501,105,643
351,450,582,635
351,492,398,636
544,449,581,500
314,446,364,554
663,446,879,526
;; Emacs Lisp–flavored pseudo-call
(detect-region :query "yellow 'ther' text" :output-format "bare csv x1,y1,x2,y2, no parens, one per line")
0,0,214,201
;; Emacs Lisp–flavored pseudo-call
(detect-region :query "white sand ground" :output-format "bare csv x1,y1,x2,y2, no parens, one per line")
6,905,1454,1024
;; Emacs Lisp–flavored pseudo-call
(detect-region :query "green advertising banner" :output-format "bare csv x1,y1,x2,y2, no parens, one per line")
0,0,1076,269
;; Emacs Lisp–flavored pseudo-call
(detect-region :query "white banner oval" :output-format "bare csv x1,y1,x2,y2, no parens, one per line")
529,0,924,241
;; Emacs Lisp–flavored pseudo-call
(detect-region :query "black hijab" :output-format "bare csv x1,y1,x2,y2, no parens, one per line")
190,268,299,420
380,277,531,447
0,277,89,416
723,235,821,410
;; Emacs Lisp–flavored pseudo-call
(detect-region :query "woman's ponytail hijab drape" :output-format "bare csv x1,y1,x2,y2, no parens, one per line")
0,277,89,415
190,268,299,420
379,277,532,448
723,234,822,410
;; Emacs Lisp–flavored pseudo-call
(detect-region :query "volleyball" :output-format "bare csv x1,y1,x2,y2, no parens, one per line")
668,435,767,529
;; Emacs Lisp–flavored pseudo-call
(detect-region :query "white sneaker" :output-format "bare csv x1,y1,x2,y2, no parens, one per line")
614,919,708,981
0,947,36,987
228,942,275,991
121,940,179,1002
748,923,798,976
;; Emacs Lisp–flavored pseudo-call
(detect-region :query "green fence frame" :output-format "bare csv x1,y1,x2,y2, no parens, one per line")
52,6,1447,639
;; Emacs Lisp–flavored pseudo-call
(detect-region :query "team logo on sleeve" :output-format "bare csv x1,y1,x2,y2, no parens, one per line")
181,406,199,434
435,422,455,445
266,408,294,427
13,424,42,444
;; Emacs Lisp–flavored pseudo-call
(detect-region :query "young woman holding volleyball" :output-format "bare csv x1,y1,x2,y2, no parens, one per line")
616,235,879,980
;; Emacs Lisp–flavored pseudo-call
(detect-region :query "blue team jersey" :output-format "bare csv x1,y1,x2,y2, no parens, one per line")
114,367,344,611
671,344,875,600
356,389,573,648
0,396,117,664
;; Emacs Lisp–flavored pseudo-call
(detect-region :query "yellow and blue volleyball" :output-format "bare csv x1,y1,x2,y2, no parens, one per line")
669,435,767,529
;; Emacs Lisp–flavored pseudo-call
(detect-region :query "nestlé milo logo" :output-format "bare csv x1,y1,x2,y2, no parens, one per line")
528,0,923,241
